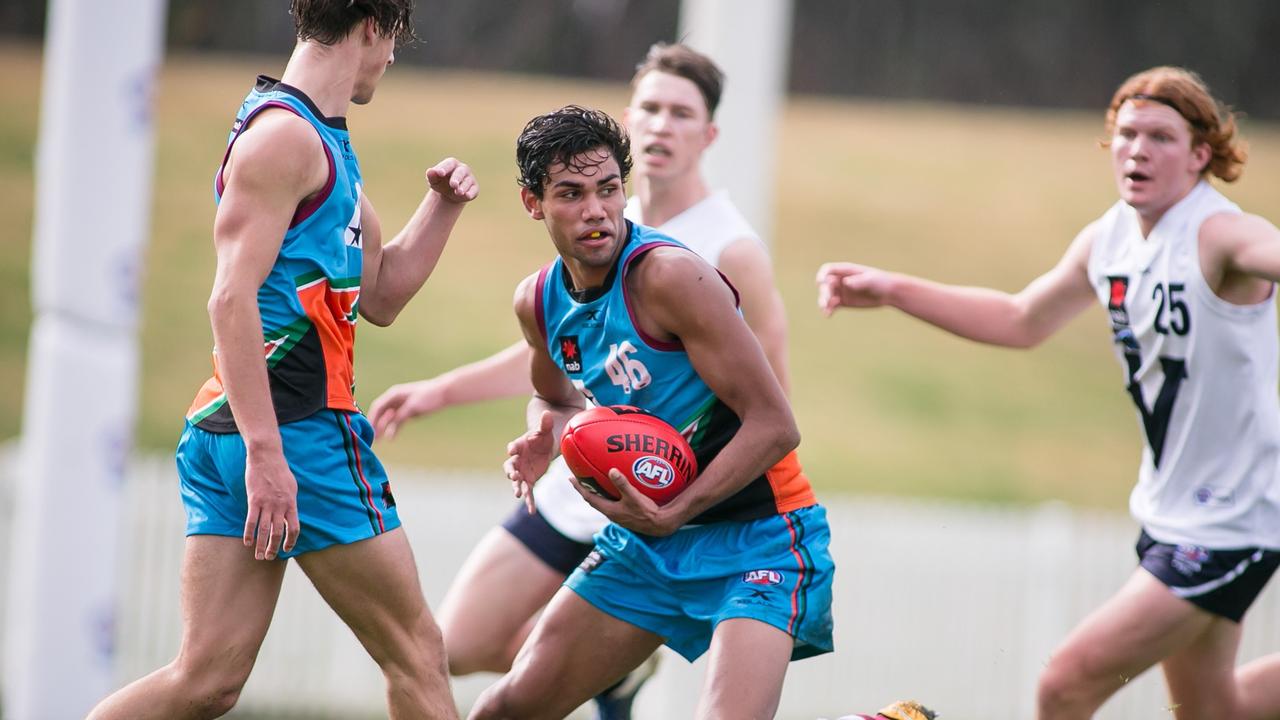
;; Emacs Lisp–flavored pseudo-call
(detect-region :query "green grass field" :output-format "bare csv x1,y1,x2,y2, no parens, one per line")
5,44,1280,508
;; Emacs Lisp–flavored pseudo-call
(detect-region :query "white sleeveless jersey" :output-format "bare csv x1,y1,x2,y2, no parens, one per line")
1086,180,1280,549
533,191,765,542
623,189,762,266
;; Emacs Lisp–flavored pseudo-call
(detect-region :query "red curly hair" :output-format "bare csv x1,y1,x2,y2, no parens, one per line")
1103,66,1247,182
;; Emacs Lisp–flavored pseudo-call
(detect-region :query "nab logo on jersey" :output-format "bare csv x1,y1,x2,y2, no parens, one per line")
1107,275,1130,326
743,570,783,586
630,456,675,489
558,335,583,374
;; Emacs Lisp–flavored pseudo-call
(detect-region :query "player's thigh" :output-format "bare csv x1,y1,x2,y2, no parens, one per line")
696,617,793,720
1047,568,1211,688
295,528,439,665
437,526,565,663
1161,617,1243,719
176,535,287,675
499,587,664,717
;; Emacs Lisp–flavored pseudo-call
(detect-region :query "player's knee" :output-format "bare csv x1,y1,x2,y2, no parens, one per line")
469,682,539,720
443,634,512,676
444,645,485,676
171,661,249,718
201,684,244,719
375,610,450,678
439,618,475,674
1036,657,1097,716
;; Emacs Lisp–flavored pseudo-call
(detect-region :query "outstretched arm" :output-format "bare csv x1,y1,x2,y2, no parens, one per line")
359,157,478,326
502,274,585,512
816,223,1100,349
368,341,534,439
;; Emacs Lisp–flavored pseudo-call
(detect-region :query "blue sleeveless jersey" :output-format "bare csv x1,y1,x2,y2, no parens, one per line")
188,76,365,432
536,222,815,524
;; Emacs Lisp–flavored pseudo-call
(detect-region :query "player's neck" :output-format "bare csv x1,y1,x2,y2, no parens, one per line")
280,41,358,118
1135,180,1199,239
634,171,710,227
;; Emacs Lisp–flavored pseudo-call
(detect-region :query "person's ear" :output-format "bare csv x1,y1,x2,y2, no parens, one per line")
521,187,545,220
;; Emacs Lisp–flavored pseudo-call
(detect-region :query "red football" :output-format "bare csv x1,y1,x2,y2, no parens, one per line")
560,405,698,506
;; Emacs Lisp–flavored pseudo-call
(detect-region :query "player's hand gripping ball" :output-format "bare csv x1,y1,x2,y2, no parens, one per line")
560,405,697,506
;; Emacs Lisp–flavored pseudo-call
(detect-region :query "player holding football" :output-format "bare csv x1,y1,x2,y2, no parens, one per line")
88,2,475,718
369,42,789,718
467,106,834,720
818,66,1280,719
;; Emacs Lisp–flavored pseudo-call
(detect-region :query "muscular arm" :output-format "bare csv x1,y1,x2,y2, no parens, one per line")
817,223,1100,348
718,237,791,394
359,158,477,326
623,249,799,528
209,110,327,559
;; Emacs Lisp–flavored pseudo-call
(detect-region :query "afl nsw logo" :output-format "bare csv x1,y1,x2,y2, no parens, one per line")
630,456,675,489
743,570,783,585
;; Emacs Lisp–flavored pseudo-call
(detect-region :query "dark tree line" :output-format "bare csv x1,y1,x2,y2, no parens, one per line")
3,0,1277,118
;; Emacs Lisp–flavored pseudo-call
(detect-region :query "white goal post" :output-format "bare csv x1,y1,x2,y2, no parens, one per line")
678,0,794,242
5,0,166,717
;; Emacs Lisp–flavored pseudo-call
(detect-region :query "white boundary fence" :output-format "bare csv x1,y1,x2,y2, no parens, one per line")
3,448,1278,719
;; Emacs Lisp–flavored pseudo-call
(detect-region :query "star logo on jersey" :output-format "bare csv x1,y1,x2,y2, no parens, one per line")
558,335,582,374
344,184,364,248
1106,275,1130,326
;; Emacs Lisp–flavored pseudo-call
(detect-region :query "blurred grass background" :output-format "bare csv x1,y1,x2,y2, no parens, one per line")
4,43,1280,509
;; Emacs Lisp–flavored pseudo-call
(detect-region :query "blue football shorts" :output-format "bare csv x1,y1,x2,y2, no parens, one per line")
565,504,835,662
176,409,400,559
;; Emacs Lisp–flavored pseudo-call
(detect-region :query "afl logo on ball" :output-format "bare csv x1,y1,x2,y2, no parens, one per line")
631,456,675,489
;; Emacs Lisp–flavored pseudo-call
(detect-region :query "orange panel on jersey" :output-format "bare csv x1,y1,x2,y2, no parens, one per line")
296,278,359,413
766,451,817,514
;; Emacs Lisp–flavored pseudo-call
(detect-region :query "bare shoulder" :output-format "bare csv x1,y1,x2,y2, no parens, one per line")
1070,217,1103,250
512,270,543,321
226,109,326,190
632,245,723,295
1058,218,1103,270
1201,211,1278,247
629,246,737,332
717,235,773,272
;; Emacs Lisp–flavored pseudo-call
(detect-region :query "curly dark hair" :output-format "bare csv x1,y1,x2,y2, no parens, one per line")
516,105,632,198
290,0,416,46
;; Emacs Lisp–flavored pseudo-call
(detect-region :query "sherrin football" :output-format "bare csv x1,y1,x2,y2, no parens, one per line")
560,405,698,506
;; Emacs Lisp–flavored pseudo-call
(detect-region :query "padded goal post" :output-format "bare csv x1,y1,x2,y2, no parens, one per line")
6,0,166,717
678,0,794,244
